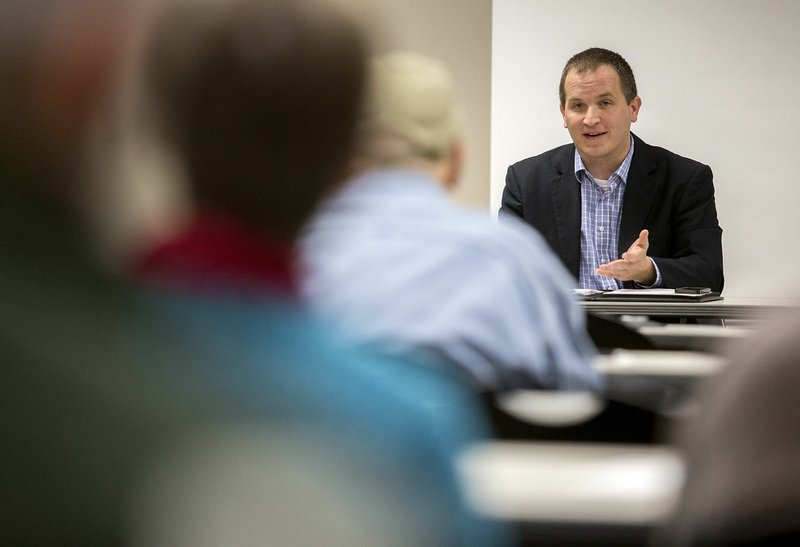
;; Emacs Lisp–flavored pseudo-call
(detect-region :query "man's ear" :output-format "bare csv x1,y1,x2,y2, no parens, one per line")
439,139,465,191
630,96,642,123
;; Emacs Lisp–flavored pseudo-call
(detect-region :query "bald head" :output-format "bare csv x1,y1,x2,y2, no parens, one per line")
351,51,464,188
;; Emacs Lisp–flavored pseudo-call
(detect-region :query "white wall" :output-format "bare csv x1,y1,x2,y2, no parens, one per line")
492,0,800,297
370,0,492,207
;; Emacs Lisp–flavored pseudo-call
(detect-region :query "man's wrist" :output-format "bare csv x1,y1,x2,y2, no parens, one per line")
634,258,661,287
633,256,663,289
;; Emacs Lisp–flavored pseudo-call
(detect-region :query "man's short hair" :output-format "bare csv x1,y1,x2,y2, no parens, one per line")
355,51,461,169
143,0,368,238
559,47,638,106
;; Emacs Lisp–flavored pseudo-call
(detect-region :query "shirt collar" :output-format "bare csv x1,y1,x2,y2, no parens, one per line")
135,207,297,297
574,135,635,184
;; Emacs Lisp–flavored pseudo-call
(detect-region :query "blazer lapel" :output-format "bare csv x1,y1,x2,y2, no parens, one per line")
619,135,660,253
549,147,581,278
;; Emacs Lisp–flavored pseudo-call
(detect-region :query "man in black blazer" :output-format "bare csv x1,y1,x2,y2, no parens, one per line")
501,48,723,292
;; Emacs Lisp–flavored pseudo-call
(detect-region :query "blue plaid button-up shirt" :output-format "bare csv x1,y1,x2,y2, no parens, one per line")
575,138,632,290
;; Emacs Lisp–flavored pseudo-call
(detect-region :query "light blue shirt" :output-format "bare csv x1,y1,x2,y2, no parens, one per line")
299,169,601,392
575,138,662,289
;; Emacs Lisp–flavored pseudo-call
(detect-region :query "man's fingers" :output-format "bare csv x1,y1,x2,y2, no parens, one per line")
596,260,626,276
623,229,650,258
635,229,649,249
599,230,652,282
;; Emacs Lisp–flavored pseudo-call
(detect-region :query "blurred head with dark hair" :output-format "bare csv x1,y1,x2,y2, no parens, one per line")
144,0,368,240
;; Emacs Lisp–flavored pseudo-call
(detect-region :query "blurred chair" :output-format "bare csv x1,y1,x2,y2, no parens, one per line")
481,389,661,444
586,312,656,351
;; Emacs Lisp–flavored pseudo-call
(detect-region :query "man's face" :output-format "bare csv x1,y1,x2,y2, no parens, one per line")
560,64,641,174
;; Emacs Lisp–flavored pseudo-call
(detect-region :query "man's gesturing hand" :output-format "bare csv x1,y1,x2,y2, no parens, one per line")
596,229,656,285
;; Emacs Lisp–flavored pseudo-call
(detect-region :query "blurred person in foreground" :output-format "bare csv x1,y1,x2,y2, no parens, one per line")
0,0,506,545
657,312,800,546
133,1,508,546
0,1,199,543
299,51,601,393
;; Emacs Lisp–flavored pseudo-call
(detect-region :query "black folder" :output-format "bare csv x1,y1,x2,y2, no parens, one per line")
578,289,723,303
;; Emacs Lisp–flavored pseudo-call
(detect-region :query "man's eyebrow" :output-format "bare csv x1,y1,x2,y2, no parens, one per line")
567,92,615,103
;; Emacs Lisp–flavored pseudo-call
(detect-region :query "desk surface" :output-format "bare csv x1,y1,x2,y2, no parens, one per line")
493,351,726,426
458,441,683,526
582,296,800,319
595,349,726,378
636,323,754,352
596,349,725,416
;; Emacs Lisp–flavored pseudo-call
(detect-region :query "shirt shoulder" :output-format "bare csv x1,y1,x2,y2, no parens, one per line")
632,136,711,174
509,142,575,173
437,208,575,297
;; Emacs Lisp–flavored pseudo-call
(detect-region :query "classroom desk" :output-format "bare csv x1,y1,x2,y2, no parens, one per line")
486,351,725,444
581,296,799,321
497,351,726,419
595,349,726,379
597,349,727,414
635,323,754,352
458,441,683,546
499,350,725,418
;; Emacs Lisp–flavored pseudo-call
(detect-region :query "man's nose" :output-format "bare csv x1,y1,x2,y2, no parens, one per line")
583,106,601,126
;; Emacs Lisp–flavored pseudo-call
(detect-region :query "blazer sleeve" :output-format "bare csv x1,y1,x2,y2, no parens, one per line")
651,163,724,292
499,164,524,219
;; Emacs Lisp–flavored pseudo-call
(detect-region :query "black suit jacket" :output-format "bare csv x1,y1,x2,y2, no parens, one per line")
501,134,724,292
